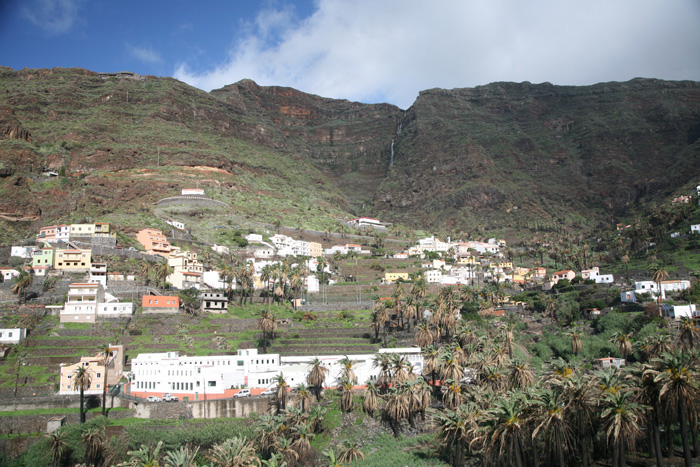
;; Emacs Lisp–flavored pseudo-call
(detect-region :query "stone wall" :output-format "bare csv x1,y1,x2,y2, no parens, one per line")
0,406,134,435
90,245,165,262
70,236,117,248
130,397,270,420
156,196,229,208
299,301,374,312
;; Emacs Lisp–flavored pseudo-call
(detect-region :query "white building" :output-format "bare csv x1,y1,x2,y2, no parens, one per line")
0,268,20,282
128,347,422,401
0,328,27,344
347,217,386,229
10,246,36,259
245,234,263,243
305,275,320,293
203,270,226,290
182,188,205,196
61,283,133,323
667,304,698,320
424,269,443,284
166,220,185,231
633,279,691,299
691,224,700,234
89,263,108,286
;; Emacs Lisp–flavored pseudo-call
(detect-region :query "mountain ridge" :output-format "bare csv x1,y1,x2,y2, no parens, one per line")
0,66,698,243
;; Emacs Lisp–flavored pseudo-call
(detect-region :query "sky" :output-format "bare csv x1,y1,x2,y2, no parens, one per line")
1,0,699,109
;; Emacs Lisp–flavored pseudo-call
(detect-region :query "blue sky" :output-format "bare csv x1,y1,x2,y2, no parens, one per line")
1,0,699,109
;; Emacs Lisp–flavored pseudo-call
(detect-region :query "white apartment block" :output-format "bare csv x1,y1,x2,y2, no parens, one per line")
128,348,423,401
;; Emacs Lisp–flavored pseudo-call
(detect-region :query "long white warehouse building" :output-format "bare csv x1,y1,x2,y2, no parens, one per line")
127,347,423,401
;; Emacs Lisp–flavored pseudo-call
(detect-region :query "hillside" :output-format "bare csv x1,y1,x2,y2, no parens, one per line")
0,67,699,243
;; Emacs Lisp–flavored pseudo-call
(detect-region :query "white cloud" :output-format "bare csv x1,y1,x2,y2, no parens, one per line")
22,0,84,35
127,44,163,64
174,0,700,109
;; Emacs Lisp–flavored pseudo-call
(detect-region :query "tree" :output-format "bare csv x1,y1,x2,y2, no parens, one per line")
178,288,200,316
648,264,669,318
338,356,357,385
531,388,572,467
610,332,633,361
307,358,329,401
484,396,528,467
650,350,700,467
362,380,379,416
82,426,104,467
601,391,645,467
46,430,69,467
568,329,583,356
338,440,365,464
13,349,28,398
73,365,93,423
273,374,289,415
294,383,311,412
383,387,409,437
97,343,111,417
155,261,174,290
11,268,33,304
257,310,277,353
338,377,355,412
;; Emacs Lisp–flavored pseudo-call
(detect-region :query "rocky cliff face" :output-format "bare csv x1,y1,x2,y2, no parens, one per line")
0,67,698,240
372,79,700,232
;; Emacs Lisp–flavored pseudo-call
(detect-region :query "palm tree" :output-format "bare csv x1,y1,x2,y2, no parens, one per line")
294,383,312,412
47,430,69,467
362,380,379,416
507,359,534,390
11,268,33,304
415,322,434,348
308,405,327,434
82,426,104,467
650,350,700,467
97,344,111,417
273,374,289,415
338,377,355,412
291,422,314,455
372,353,393,393
484,396,528,467
73,365,93,423
601,391,645,467
649,264,669,317
140,262,154,287
155,261,174,290
207,437,261,467
338,440,365,464
635,365,665,467
383,387,409,437
610,332,633,361
272,437,298,465
307,358,329,401
421,346,440,393
258,310,276,353
531,388,572,467
441,379,463,409
338,356,357,384
163,445,199,467
567,329,583,356
678,317,698,350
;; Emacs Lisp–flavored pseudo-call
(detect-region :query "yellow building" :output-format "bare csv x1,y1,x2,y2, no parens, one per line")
59,345,125,395
93,222,115,238
385,272,410,283
54,248,92,272
70,224,96,237
308,241,323,258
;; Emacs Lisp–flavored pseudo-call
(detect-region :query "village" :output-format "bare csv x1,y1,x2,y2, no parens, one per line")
0,186,698,413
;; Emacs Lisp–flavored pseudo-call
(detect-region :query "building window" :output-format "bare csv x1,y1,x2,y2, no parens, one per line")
208,381,216,387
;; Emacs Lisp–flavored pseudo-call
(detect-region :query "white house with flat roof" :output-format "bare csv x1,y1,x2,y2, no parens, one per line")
0,328,27,344
127,347,423,401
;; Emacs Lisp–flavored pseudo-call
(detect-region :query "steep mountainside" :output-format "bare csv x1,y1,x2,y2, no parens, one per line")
0,67,699,243
375,79,700,233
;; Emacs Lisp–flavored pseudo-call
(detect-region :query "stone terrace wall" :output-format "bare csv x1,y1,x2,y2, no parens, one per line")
0,407,134,435
90,245,165,262
131,397,269,420
156,196,229,208
299,301,374,312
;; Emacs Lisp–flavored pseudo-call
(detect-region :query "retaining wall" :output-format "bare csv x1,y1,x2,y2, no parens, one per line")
299,301,374,312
